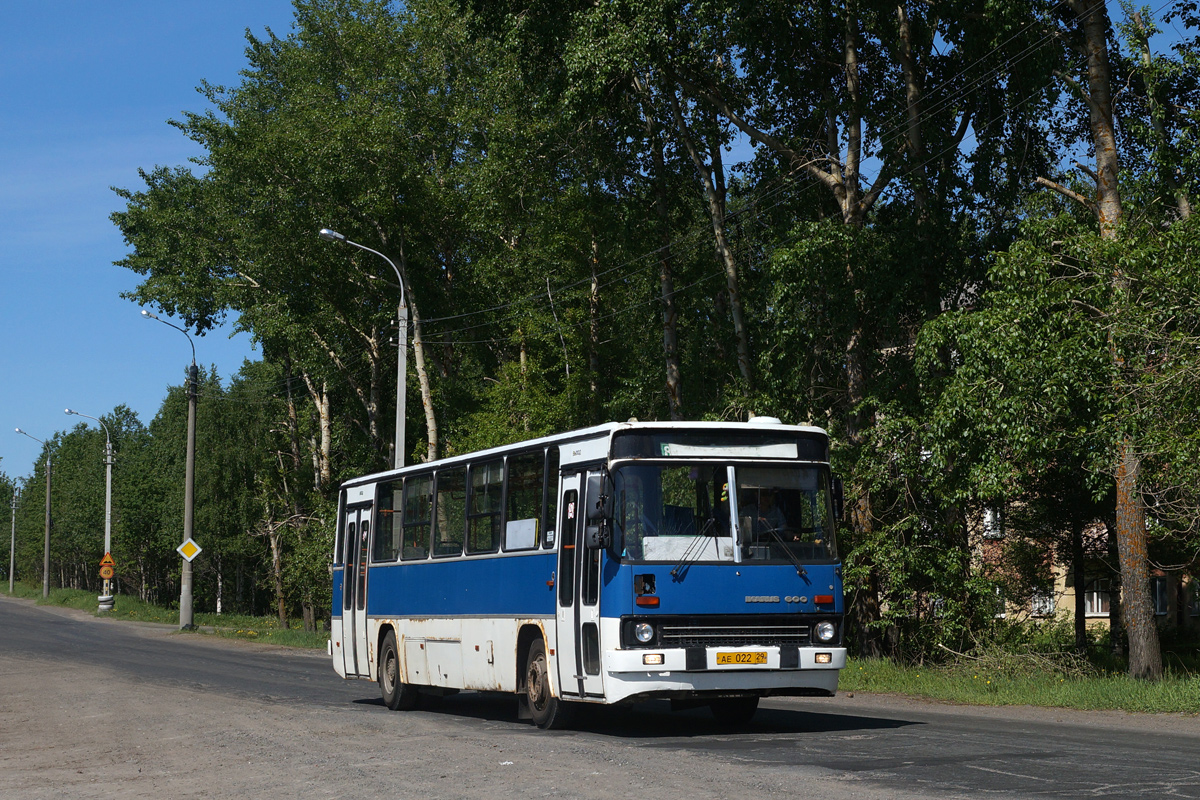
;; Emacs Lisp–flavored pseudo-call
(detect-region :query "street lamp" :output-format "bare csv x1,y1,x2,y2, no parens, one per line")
15,428,51,599
65,409,115,612
8,488,18,595
141,309,199,630
319,227,409,468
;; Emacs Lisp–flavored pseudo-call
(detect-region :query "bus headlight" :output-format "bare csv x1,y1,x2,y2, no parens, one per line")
815,621,836,642
635,622,655,643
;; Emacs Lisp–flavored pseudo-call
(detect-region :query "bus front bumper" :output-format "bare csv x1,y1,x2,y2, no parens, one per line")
599,646,847,704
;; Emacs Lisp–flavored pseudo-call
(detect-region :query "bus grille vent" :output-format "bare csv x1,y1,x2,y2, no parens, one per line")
659,623,811,648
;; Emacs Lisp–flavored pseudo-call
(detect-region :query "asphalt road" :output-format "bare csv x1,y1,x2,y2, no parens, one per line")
2,595,1198,799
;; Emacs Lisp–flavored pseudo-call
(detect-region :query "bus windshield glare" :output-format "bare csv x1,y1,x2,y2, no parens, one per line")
612,463,837,563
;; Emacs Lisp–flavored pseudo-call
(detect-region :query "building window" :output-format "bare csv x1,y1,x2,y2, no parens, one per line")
1151,576,1169,616
992,586,1006,619
982,508,1004,540
1084,579,1110,617
1031,589,1056,617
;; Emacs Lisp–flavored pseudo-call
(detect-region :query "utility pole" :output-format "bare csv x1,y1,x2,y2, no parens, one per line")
66,409,116,611
42,453,51,599
181,361,197,629
141,310,199,630
8,489,17,594
101,437,114,610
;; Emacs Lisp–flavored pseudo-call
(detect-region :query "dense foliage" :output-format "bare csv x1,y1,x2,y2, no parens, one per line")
4,0,1198,666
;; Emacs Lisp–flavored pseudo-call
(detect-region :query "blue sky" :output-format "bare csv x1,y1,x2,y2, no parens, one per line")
1,1,298,480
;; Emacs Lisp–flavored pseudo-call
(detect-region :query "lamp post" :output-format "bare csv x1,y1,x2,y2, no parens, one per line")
65,409,115,612
141,309,199,630
15,428,51,598
8,488,18,594
319,227,408,469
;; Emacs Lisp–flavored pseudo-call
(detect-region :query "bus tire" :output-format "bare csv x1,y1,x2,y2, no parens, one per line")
709,696,758,727
379,630,418,711
525,639,571,729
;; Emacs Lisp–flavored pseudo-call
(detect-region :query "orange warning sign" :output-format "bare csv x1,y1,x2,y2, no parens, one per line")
100,552,115,567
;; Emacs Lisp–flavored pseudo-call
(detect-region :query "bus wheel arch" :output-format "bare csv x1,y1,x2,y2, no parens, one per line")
524,637,572,729
515,624,544,694
378,628,419,711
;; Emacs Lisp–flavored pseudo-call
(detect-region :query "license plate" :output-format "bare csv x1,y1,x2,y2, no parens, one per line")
715,651,768,665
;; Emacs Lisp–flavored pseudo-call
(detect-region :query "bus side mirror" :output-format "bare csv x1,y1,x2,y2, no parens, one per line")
585,473,612,521
585,524,610,549
832,475,845,521
585,473,613,549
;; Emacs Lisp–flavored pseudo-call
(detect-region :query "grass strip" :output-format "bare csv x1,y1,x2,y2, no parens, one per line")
840,656,1200,714
4,582,327,649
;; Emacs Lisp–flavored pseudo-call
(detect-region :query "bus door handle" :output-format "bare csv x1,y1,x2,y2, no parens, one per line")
547,571,555,588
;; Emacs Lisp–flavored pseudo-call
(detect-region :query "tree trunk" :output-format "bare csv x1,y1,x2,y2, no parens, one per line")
646,118,684,419
666,82,754,390
301,372,333,493
408,294,439,462
269,524,287,628
1115,441,1162,679
1071,0,1122,236
896,3,928,215
589,233,602,424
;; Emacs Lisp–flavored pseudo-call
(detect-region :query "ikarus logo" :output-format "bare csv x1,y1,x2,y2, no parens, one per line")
744,595,780,603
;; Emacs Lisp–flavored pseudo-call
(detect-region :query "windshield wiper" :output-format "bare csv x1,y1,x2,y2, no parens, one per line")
670,515,717,578
759,525,808,577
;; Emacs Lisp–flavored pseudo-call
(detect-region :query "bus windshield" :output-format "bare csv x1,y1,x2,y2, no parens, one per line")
612,463,837,563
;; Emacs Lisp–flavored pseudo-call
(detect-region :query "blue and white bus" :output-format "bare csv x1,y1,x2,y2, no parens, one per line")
330,418,846,728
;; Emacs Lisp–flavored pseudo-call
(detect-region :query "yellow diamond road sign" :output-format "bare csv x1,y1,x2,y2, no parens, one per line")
177,539,202,562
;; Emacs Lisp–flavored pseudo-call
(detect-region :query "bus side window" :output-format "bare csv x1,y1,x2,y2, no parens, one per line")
504,450,543,551
543,447,560,548
357,520,369,610
558,489,577,607
334,503,345,566
402,474,433,560
373,480,402,562
434,468,466,557
467,459,504,554
342,521,356,610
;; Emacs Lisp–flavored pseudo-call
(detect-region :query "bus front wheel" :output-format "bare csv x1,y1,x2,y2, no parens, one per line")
525,639,571,729
379,631,419,711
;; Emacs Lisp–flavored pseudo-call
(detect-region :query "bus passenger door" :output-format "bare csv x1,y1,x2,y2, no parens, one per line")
341,504,373,678
555,470,606,699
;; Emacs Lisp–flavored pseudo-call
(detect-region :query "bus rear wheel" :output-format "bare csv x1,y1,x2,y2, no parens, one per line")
709,696,758,727
379,631,419,711
525,639,571,729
